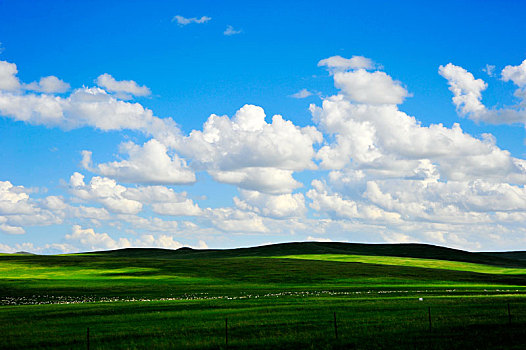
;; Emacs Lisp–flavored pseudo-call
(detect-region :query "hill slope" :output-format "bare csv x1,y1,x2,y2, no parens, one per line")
89,241,526,268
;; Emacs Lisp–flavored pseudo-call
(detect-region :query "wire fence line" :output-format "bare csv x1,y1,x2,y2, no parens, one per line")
78,302,523,349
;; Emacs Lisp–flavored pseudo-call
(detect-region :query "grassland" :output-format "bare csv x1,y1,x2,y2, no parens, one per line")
1,242,526,349
275,254,526,274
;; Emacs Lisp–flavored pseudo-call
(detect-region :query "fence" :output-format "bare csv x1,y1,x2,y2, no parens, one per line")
80,302,522,349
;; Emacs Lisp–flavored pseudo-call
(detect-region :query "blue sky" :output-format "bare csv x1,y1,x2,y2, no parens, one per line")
1,0,526,253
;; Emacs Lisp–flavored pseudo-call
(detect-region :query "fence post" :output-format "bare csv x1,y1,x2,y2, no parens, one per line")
333,312,338,340
428,307,432,331
508,303,512,325
225,317,228,347
87,327,90,350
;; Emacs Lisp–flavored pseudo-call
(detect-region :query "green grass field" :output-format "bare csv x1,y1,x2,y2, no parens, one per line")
1,242,526,349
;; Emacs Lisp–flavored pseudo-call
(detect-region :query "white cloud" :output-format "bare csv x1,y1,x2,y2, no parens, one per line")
502,59,526,87
5,55,526,251
133,234,183,249
27,224,207,253
182,104,321,172
179,104,321,193
440,61,526,124
224,25,241,36
311,95,526,184
303,56,526,248
333,69,410,105
307,179,402,224
124,185,188,203
0,62,180,143
439,63,488,117
380,232,415,243
24,76,70,93
0,242,16,253
151,200,202,216
172,15,211,26
0,85,179,139
0,180,63,232
502,59,526,106
69,173,202,218
96,73,151,99
0,218,25,234
210,167,302,194
66,225,188,252
483,64,496,77
318,55,374,72
82,139,195,185
66,225,130,251
306,236,333,242
290,88,313,99
69,173,143,214
0,61,21,91
206,207,267,233
234,190,306,218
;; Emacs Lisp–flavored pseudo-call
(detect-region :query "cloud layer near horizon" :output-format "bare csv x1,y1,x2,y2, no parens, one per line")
2,56,526,253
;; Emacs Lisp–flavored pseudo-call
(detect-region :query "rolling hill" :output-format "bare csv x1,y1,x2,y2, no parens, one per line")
88,241,526,268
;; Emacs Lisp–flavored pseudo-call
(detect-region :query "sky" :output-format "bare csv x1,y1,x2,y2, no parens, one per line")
1,0,526,253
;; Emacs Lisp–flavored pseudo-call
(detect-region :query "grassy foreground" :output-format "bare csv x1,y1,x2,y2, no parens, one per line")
1,242,526,349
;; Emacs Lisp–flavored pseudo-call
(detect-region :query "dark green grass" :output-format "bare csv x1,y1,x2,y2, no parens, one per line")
2,296,526,349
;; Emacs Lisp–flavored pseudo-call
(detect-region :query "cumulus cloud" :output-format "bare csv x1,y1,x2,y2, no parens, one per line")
502,59,526,106
206,207,267,233
172,15,211,25
502,59,526,87
303,56,526,248
179,104,322,193
439,63,488,117
66,225,130,251
0,85,179,141
311,95,526,184
0,217,25,234
0,61,179,146
126,187,202,216
69,173,202,219
65,225,194,251
96,73,151,99
0,61,21,91
234,190,306,218
333,69,410,105
224,25,241,36
210,167,302,194
151,200,202,216
440,61,526,124
24,76,70,93
82,139,195,185
317,56,409,105
6,55,526,250
69,173,143,214
307,179,401,224
0,180,64,233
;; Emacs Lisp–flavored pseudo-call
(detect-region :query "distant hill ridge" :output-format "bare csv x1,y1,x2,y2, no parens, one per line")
87,241,526,268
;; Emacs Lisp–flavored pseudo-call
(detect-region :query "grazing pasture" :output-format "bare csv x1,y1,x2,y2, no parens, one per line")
1,242,526,349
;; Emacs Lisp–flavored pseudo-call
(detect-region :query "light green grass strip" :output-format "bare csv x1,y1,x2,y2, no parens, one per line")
0,262,216,283
274,254,526,275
